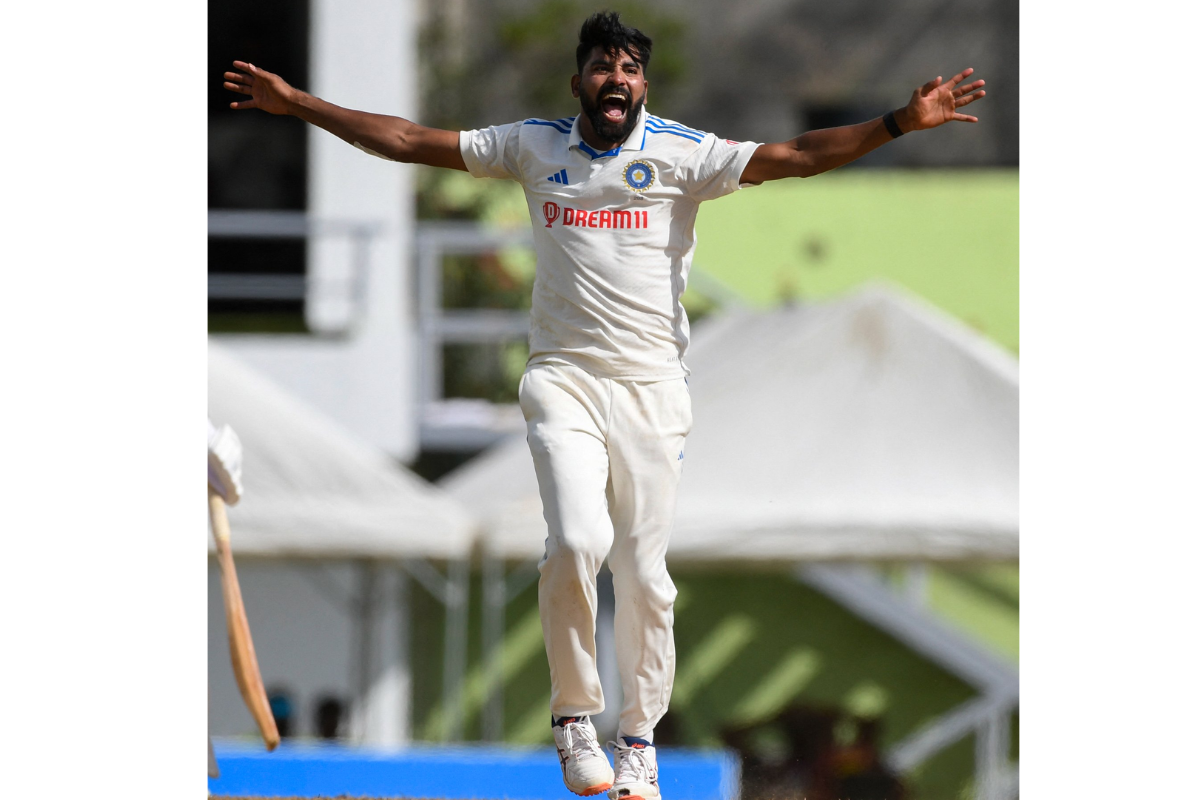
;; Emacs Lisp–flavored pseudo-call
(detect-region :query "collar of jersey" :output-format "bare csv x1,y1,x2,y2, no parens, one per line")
569,106,648,159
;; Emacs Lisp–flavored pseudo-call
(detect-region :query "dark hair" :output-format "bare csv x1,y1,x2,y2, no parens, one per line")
575,11,652,75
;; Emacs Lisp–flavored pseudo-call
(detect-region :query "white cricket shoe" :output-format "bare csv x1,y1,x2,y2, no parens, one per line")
607,737,661,800
553,716,614,796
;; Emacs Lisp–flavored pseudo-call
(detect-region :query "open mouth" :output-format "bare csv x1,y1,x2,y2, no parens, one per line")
601,90,630,122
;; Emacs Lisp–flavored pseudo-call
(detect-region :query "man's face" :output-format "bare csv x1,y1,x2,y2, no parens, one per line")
572,46,648,145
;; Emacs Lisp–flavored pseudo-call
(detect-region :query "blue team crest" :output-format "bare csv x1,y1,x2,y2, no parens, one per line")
623,160,656,192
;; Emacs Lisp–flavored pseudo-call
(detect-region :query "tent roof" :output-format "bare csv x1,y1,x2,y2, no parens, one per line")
442,284,1017,564
209,343,476,560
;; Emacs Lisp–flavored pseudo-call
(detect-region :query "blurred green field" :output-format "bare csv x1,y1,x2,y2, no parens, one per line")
693,170,1019,354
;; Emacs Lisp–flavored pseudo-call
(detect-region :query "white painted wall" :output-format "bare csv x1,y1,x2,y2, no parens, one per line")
208,560,412,744
347,565,412,745
209,561,356,738
218,0,419,459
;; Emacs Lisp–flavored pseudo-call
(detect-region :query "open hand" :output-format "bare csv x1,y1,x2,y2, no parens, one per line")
902,68,986,131
223,61,295,115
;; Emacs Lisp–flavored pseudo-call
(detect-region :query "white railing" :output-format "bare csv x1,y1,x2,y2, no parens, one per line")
207,210,380,330
798,564,1019,800
414,222,533,404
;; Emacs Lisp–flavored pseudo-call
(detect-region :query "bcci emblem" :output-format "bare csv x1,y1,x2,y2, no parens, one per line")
623,160,655,192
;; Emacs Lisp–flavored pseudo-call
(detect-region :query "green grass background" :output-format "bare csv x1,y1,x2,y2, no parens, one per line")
692,170,1019,353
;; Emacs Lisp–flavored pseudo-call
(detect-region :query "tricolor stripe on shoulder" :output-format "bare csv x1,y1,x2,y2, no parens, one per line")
523,117,576,134
647,115,705,136
645,115,706,144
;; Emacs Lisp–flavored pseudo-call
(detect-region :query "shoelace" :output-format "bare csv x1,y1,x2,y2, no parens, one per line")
607,741,653,782
563,720,603,761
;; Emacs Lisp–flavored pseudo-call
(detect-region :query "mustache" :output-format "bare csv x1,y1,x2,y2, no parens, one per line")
598,85,631,103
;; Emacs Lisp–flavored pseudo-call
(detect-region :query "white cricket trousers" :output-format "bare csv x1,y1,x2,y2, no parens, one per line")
519,363,691,739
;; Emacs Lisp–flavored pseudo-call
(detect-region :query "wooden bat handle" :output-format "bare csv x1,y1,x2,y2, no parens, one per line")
209,486,281,751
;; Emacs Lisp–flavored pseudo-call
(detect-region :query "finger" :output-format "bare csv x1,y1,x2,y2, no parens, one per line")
232,61,269,79
920,76,943,97
952,112,978,123
948,67,974,87
224,71,251,85
224,81,252,95
230,99,259,110
952,79,985,98
955,90,986,108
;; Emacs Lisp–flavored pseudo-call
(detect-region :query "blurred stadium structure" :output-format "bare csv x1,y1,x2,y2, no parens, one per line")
420,0,1018,167
208,1,1018,798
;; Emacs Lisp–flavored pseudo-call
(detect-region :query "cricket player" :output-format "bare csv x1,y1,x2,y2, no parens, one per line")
223,12,985,799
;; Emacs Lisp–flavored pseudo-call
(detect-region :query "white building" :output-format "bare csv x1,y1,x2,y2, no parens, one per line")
210,0,421,460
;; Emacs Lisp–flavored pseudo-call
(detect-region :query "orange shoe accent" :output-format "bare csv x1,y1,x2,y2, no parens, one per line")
574,782,613,796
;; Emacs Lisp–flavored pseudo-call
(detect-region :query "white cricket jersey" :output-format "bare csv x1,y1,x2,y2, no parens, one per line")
459,106,760,380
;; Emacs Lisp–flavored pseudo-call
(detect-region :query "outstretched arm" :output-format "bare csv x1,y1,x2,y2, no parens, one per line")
223,61,467,171
740,68,986,184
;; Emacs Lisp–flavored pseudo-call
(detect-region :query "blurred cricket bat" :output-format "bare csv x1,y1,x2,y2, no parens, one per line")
208,486,280,751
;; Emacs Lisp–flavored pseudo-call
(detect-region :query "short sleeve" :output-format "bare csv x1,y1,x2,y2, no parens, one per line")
459,122,523,181
675,135,761,202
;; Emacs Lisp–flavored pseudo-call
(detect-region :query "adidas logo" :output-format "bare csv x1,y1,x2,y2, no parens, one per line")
547,168,569,185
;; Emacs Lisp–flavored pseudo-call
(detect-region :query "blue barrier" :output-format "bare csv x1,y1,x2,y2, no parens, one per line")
209,741,740,800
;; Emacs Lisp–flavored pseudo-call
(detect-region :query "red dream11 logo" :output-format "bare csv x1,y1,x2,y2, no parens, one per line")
543,201,560,228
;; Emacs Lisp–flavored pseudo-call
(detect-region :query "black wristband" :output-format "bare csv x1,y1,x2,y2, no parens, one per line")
883,110,905,138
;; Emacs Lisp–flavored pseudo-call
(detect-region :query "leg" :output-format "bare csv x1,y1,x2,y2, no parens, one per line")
521,364,615,718
606,377,691,740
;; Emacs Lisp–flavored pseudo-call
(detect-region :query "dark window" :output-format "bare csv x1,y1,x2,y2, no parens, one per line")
208,0,310,327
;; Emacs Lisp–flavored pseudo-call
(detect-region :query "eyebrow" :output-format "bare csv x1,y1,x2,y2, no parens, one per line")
590,58,641,71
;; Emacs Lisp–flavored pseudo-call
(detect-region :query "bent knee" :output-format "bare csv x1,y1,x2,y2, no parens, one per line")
612,563,676,607
542,533,609,569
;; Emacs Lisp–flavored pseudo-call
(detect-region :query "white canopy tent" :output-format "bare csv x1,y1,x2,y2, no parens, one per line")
209,343,475,560
208,342,478,744
442,283,1018,564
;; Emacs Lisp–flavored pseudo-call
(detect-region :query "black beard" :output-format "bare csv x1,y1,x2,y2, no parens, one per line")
581,89,644,146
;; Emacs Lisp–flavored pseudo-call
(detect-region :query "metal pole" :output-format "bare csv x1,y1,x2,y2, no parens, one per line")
353,560,378,742
442,559,469,741
417,237,444,406
481,554,506,741
975,705,1010,800
395,564,412,743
